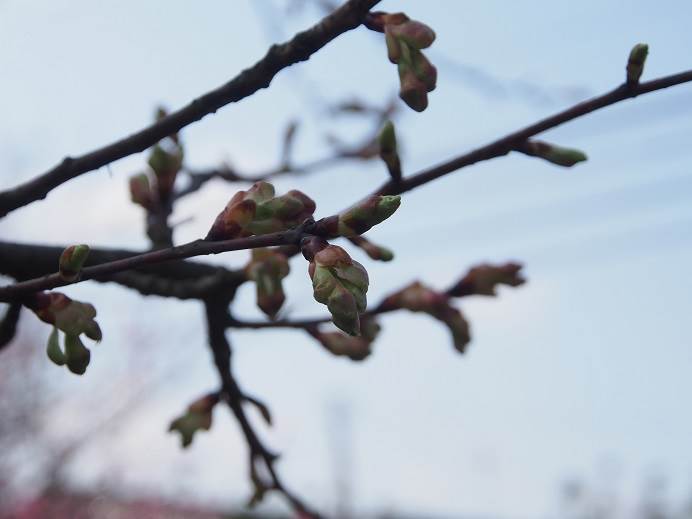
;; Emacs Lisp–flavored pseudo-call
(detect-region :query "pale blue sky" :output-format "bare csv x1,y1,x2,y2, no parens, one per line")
1,1,691,517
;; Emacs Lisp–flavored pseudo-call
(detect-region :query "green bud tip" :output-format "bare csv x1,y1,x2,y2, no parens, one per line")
46,327,66,366
377,195,401,218
378,121,397,154
59,244,90,281
627,43,649,84
524,141,588,168
64,334,91,375
378,247,395,262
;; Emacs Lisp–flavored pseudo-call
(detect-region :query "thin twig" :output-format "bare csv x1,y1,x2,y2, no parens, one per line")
204,299,320,518
3,71,691,301
0,229,304,301
375,71,692,196
0,0,381,217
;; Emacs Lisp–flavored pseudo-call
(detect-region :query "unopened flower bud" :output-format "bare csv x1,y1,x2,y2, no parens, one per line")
388,20,436,50
311,317,380,361
188,393,220,414
521,140,587,168
398,64,429,112
148,144,183,200
385,28,402,64
308,244,369,335
169,393,218,448
410,51,437,92
448,262,525,297
245,181,276,204
59,244,90,282
375,11,437,112
245,249,290,318
64,334,91,375
382,281,471,353
129,173,154,209
46,327,66,366
206,192,257,241
336,195,401,237
206,182,315,240
349,236,394,262
626,43,649,85
30,292,101,341
378,121,402,182
247,189,316,235
440,307,471,354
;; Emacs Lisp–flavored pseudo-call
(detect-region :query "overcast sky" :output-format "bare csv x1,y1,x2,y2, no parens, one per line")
1,1,692,518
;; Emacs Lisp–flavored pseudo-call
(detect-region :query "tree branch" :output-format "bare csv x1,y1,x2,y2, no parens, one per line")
0,229,307,301
204,298,320,518
3,70,690,302
0,0,381,218
0,241,246,300
375,70,692,196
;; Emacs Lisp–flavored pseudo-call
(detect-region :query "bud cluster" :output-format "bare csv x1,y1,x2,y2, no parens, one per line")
27,292,102,374
169,392,220,448
382,281,471,353
310,317,381,361
206,181,315,241
245,248,290,319
448,262,525,297
129,107,184,209
302,237,369,336
375,12,437,112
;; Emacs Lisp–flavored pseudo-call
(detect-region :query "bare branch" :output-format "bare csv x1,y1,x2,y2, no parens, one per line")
0,241,245,300
204,299,320,517
3,70,691,309
0,0,381,217
0,229,307,301
375,70,692,196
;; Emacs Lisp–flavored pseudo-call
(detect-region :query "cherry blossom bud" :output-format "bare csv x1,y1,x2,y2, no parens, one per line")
64,334,91,375
310,317,380,361
398,64,429,112
520,140,588,168
206,191,257,241
385,27,402,64
30,292,102,341
206,182,315,240
409,51,437,92
246,189,315,235
336,195,401,237
382,281,471,353
245,248,290,318
148,144,183,200
129,173,154,209
448,262,526,297
305,243,369,336
349,236,394,262
387,20,436,50
378,121,402,182
374,11,437,112
627,43,649,84
59,244,90,282
169,393,219,448
46,327,66,366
